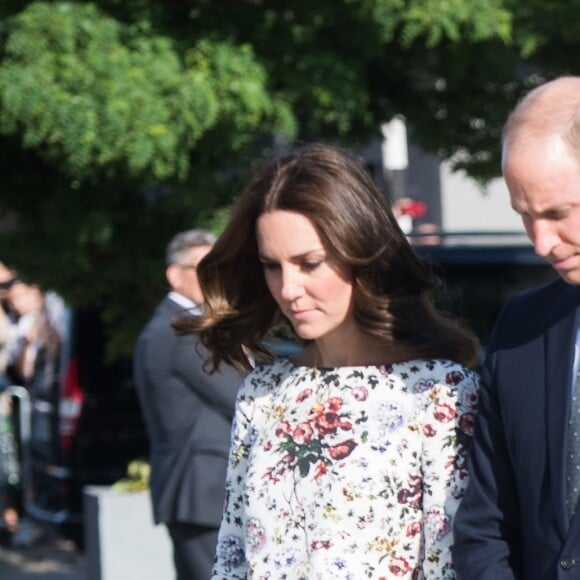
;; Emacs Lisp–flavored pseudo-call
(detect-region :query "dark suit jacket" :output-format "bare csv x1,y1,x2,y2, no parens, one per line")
453,278,580,579
134,296,244,528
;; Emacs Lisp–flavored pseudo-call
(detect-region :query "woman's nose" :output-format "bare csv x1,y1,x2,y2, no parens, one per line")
279,269,303,301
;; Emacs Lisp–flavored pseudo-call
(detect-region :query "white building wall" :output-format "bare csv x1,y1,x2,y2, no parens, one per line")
439,161,524,233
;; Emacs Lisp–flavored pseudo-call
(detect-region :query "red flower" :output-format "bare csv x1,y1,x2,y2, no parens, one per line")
405,521,422,537
445,370,465,385
397,487,422,508
282,453,295,464
328,439,357,460
389,556,413,576
314,461,328,479
398,199,427,218
315,412,342,434
292,422,314,444
275,421,291,437
408,475,422,491
326,397,343,412
423,424,436,437
433,403,457,423
352,386,368,401
296,388,312,402
262,467,280,483
459,412,475,436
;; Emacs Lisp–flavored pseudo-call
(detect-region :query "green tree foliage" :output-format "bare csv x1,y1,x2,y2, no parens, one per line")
0,0,578,358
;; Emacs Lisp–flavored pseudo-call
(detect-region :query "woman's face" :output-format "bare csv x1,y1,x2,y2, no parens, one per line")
256,210,355,342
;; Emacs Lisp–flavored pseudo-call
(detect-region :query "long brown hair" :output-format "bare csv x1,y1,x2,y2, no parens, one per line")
174,143,479,371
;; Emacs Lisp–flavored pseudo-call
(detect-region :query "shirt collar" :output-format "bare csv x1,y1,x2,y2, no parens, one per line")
168,291,201,314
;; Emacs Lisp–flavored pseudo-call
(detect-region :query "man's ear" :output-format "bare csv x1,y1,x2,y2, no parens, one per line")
165,264,181,290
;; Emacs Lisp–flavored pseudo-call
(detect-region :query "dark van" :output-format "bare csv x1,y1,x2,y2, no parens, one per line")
413,232,557,364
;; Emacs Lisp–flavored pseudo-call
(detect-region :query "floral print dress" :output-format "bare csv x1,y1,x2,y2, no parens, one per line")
212,358,479,579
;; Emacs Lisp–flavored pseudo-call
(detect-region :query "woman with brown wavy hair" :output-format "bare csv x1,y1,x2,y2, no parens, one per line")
176,143,479,578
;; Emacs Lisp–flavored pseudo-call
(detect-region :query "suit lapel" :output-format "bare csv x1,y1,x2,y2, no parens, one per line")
546,288,580,536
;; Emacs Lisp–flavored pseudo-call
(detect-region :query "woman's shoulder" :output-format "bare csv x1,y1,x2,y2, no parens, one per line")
394,358,479,388
243,356,295,385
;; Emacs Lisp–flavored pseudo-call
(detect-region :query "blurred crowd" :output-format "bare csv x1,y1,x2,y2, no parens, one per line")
0,261,64,547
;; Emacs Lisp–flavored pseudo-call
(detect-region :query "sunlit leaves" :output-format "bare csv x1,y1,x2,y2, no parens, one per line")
345,0,512,47
401,0,512,47
0,2,294,181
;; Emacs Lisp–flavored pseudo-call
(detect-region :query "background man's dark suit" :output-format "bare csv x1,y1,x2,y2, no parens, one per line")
134,297,243,579
453,278,580,579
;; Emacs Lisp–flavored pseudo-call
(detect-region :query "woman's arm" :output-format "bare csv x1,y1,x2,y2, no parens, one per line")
211,383,253,579
421,364,479,578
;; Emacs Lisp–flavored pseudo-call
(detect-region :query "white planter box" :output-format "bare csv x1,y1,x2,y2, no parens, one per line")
83,485,173,580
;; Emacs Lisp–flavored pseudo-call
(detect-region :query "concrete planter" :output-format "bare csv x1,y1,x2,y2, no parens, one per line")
83,486,173,580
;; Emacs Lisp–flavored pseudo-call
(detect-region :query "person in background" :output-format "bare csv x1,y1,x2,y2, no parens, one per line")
3,274,60,547
0,263,19,541
6,279,44,388
134,229,245,580
174,143,480,578
0,262,17,389
452,76,580,579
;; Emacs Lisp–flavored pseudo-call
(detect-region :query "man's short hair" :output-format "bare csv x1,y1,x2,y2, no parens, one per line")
166,229,217,266
502,76,580,162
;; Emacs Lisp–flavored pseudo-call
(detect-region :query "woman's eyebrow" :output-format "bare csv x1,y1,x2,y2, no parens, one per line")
259,248,325,262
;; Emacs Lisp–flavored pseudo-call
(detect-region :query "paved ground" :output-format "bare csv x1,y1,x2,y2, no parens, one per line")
0,534,86,580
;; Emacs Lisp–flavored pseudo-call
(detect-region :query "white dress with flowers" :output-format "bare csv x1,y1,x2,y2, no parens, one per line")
211,357,479,579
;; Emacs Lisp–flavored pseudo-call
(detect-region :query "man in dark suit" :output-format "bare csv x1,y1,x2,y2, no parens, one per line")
452,76,580,578
134,229,244,580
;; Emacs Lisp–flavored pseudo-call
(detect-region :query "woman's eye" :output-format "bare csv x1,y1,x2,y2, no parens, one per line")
261,262,279,271
302,260,322,271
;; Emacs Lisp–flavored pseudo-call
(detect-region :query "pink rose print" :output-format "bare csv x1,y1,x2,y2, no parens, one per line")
282,453,295,465
352,386,368,401
293,422,314,445
327,397,343,412
313,398,352,435
445,370,465,385
315,412,341,435
397,475,422,508
405,521,422,537
314,461,328,479
389,556,412,576
458,412,475,436
433,403,457,423
245,518,266,555
412,379,435,393
296,388,312,402
328,439,357,460
267,396,361,480
275,421,291,437
423,424,436,437
425,506,451,542
461,381,478,410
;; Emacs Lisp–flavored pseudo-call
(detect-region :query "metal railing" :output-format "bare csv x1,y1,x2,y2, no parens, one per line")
0,385,31,521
